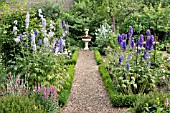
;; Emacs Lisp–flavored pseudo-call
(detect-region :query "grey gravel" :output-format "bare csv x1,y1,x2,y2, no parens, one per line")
61,50,127,113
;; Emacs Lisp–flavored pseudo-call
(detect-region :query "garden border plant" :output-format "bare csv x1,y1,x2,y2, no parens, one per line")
58,50,79,107
94,50,137,107
95,49,170,110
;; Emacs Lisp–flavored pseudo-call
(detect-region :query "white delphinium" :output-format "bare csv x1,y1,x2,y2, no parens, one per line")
13,20,18,35
25,12,30,29
14,36,20,43
101,25,107,38
32,44,36,51
48,30,55,39
42,17,46,29
50,19,55,30
38,9,43,18
44,37,49,47
31,32,36,46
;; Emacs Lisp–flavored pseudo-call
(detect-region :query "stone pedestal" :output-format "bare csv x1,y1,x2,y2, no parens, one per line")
82,38,91,50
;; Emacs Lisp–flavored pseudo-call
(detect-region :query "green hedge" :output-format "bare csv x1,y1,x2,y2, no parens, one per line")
58,65,75,107
95,50,137,107
94,50,103,65
64,50,79,65
98,64,137,107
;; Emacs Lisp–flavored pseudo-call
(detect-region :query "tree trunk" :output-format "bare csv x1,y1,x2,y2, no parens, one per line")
111,16,116,34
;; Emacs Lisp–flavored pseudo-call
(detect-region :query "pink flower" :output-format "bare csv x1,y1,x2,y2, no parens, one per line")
16,79,20,84
44,92,47,99
52,92,57,98
8,72,11,75
38,86,41,92
165,98,169,107
50,85,55,92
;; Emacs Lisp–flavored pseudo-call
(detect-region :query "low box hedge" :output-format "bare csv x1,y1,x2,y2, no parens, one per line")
94,49,137,107
98,64,137,107
94,49,103,65
58,65,75,107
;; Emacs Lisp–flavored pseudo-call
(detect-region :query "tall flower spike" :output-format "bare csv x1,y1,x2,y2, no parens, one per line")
145,35,154,51
126,63,130,70
42,17,46,28
136,34,144,48
130,37,135,49
25,12,30,29
117,34,122,45
129,26,133,36
146,29,151,36
122,40,126,51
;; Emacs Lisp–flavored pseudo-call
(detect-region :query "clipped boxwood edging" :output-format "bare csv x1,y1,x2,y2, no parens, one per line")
58,65,75,107
98,64,137,107
64,50,79,65
94,50,103,65
94,50,137,107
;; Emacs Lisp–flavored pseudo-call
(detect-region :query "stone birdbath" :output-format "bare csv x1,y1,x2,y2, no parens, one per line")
82,29,92,50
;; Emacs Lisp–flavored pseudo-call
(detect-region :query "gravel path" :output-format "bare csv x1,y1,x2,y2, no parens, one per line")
61,50,127,113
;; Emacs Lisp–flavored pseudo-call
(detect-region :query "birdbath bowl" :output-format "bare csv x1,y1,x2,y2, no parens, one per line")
82,35,92,50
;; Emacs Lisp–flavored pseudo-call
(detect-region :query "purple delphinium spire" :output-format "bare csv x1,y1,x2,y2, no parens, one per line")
19,34,22,40
129,26,133,36
145,35,154,51
130,37,135,49
57,37,63,52
136,34,144,48
38,39,42,45
144,50,150,60
126,63,130,70
118,56,124,65
117,34,122,45
34,30,38,37
146,29,151,36
121,40,126,51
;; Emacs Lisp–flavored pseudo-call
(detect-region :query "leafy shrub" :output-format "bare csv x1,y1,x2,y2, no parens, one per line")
167,48,170,53
64,50,79,65
98,64,137,107
58,65,75,107
129,92,170,113
0,94,46,113
33,85,60,113
94,49,103,65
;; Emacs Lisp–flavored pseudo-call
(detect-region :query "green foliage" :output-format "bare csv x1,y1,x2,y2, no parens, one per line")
30,0,63,20
94,50,103,65
0,94,46,113
64,50,79,65
98,64,137,107
32,86,60,113
58,65,75,107
94,21,117,54
129,92,170,113
167,48,170,53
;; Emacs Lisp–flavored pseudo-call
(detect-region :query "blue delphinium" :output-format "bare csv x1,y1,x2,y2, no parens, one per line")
130,37,135,49
34,30,38,37
126,63,130,70
19,34,22,40
146,29,151,36
129,26,133,36
136,34,144,48
117,34,122,45
121,40,126,51
145,35,154,51
38,39,42,45
118,56,124,65
144,50,150,60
